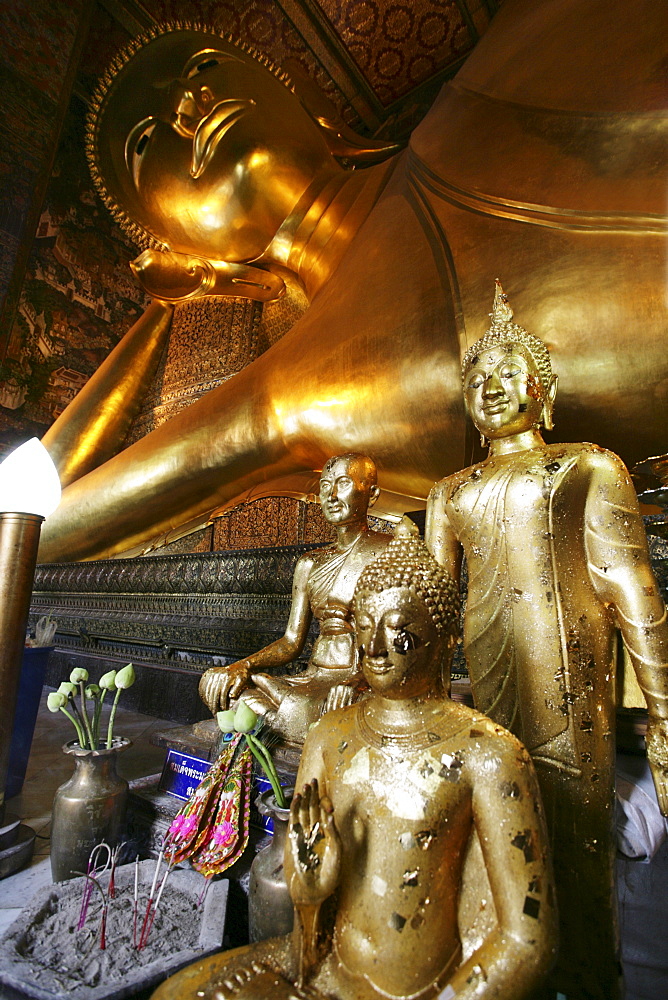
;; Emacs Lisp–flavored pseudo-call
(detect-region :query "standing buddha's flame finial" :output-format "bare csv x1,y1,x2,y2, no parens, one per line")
489,277,515,330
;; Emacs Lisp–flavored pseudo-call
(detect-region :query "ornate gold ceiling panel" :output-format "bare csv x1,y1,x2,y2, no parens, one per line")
97,0,497,135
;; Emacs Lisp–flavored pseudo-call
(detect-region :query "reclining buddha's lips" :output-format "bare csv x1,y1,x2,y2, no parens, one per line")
190,99,256,179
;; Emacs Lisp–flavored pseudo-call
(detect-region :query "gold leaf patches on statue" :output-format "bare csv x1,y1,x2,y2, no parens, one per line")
389,912,407,932
371,874,387,896
414,829,436,851
510,829,537,864
500,780,521,799
439,751,464,782
342,746,370,784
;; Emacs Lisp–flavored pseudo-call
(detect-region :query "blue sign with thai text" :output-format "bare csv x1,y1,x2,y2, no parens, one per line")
159,749,212,801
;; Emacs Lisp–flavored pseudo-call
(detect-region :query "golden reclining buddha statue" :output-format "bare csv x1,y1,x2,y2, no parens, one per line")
37,0,667,563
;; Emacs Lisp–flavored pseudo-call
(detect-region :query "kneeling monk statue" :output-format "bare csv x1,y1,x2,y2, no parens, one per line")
155,523,556,1000
199,453,389,742
426,281,668,1000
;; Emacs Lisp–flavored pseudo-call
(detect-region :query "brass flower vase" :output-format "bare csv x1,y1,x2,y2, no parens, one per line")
50,737,131,882
249,789,294,942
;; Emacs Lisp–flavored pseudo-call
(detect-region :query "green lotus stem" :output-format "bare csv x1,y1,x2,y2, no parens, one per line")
92,690,106,747
67,693,86,734
106,687,122,749
60,706,86,747
79,681,96,750
245,733,287,808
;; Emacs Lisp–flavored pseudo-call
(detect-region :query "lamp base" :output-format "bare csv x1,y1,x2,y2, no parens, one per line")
0,816,35,879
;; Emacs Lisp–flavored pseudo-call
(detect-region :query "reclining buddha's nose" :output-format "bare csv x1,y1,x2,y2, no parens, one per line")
170,79,214,136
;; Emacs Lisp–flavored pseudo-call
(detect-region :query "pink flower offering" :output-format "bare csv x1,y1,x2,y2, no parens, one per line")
169,813,198,839
212,821,235,846
168,815,184,838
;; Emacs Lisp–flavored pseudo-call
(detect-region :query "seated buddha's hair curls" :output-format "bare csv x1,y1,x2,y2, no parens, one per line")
354,521,459,637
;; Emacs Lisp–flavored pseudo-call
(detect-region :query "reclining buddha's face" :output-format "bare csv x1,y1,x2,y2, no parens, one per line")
90,29,338,262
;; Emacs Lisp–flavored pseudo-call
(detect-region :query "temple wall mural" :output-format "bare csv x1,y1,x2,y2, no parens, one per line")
0,98,151,451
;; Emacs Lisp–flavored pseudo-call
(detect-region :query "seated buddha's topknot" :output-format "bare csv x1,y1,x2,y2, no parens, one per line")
354,518,459,637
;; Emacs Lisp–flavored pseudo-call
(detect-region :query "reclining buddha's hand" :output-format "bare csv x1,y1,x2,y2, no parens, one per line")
198,659,252,713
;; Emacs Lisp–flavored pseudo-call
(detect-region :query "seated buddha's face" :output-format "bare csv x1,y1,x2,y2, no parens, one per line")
91,30,337,262
355,586,441,699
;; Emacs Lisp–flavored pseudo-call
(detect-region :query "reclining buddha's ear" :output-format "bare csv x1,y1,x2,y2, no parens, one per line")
283,58,403,168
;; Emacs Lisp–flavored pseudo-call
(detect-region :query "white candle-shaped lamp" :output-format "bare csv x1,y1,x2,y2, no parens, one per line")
0,439,61,822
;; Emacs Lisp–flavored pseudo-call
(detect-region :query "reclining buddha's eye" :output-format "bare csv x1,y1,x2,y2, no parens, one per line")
187,57,220,78
125,118,156,187
182,48,243,80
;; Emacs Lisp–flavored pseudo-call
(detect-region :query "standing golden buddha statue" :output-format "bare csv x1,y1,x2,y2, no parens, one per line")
153,525,557,1000
199,454,389,743
426,281,668,1000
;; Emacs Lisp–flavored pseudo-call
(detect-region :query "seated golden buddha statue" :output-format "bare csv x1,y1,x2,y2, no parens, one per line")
426,281,668,1000
37,0,668,565
199,454,389,742
153,524,557,1000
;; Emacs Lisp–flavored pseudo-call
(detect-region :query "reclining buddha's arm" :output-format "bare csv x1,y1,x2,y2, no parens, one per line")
42,300,173,487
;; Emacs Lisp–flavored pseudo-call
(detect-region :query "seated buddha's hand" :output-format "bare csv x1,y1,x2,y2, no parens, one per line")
288,779,341,907
321,674,368,715
237,687,278,722
250,672,293,708
198,659,252,713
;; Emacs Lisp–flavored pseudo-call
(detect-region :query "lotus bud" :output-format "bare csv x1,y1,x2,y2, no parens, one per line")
70,667,89,684
99,669,117,690
115,663,136,689
47,692,67,712
58,681,77,697
85,684,101,699
216,709,236,733
233,701,258,734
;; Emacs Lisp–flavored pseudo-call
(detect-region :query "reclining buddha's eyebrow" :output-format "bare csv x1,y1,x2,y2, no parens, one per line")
182,49,244,79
